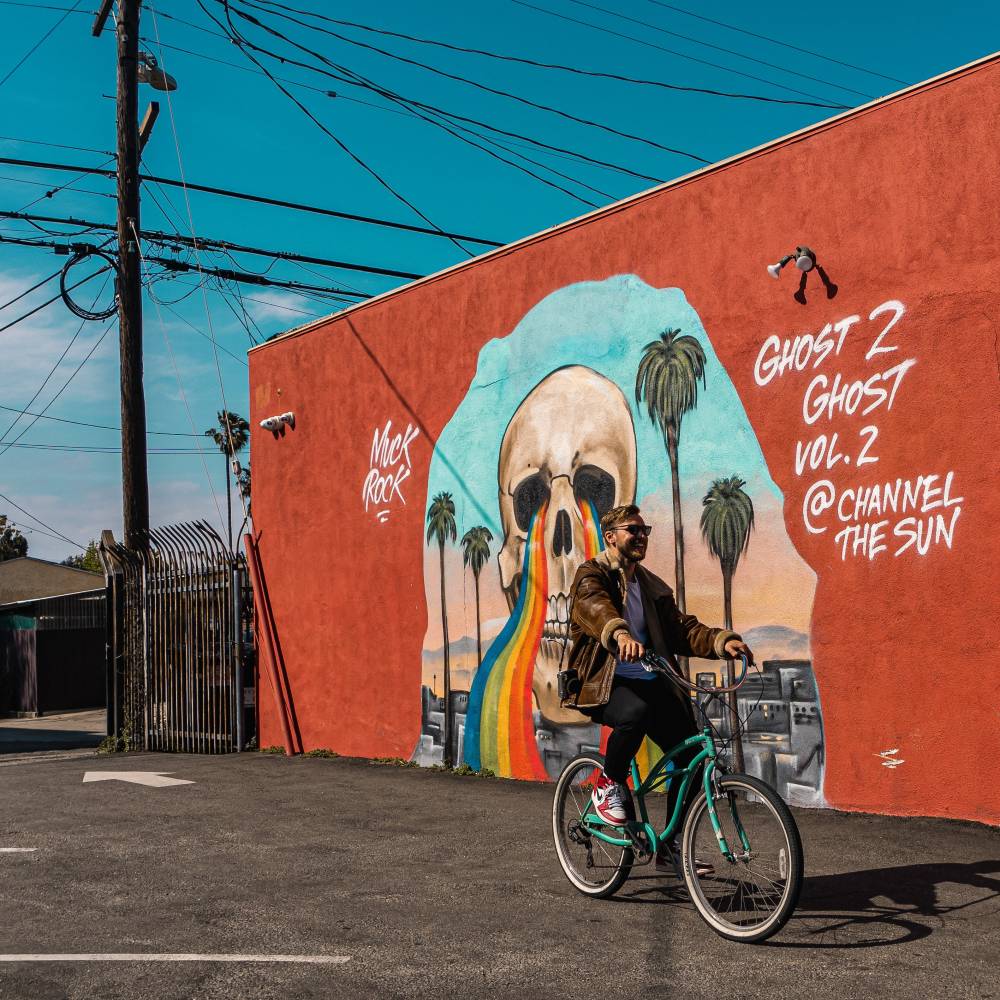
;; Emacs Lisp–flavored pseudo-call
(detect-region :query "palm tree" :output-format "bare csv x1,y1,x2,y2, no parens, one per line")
701,475,754,772
636,329,707,676
204,411,250,552
461,526,494,674
427,492,457,766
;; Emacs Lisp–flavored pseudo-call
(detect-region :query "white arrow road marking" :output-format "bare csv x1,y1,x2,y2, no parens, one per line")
0,954,349,964
83,772,194,788
0,848,37,853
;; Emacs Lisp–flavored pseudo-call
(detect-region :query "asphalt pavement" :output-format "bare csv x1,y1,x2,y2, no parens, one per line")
0,751,997,1000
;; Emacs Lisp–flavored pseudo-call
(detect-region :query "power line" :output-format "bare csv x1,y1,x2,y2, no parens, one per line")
0,0,82,89
0,258,111,335
225,0,714,164
0,154,505,245
0,402,203,436
0,267,60,311
0,133,113,157
5,442,212,453
205,2,478,259
0,517,74,545
199,11,667,185
561,0,874,99
0,209,426,279
0,230,373,299
644,0,908,86
0,278,114,458
0,490,83,549
253,0,852,110
147,292,251,366
0,171,115,199
508,0,854,107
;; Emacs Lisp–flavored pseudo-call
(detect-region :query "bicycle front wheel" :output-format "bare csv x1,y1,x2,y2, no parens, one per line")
681,773,803,943
552,754,633,899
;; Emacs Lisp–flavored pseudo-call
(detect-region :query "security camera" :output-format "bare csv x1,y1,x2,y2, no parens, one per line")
260,416,282,432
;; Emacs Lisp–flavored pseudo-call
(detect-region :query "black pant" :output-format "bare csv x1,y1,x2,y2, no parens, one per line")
586,675,700,826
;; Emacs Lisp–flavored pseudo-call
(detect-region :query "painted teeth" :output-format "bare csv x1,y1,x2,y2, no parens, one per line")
546,593,569,625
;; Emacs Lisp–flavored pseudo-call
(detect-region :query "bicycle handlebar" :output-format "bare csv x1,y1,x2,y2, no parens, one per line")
639,651,750,695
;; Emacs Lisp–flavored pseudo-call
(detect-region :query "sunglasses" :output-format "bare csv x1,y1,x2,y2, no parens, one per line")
613,525,652,538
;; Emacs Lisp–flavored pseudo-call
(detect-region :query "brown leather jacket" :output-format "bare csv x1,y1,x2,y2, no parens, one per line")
562,549,739,710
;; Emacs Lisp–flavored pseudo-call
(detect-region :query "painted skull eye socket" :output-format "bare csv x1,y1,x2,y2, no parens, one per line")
573,465,616,518
512,472,550,531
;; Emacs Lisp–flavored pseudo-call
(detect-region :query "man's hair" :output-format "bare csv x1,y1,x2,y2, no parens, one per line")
600,504,641,536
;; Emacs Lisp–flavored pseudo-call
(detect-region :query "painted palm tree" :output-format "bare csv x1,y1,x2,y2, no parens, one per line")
204,410,250,552
427,492,458,766
636,328,707,676
461,526,494,673
701,475,754,772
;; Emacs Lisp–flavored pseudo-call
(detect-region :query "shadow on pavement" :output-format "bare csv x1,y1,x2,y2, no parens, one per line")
769,859,1000,948
0,709,105,755
608,859,1000,949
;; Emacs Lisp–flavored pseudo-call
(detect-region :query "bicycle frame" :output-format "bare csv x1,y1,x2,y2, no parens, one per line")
580,727,750,863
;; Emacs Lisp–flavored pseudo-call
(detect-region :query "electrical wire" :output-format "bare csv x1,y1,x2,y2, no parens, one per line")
206,2,478,259
0,155,505,244
508,0,854,107
0,403,204,436
251,0,850,111
0,517,75,545
0,267,60,312
0,262,110,334
4,442,214,453
0,173,114,200
144,294,250,366
0,209,427,279
0,0,83,90
202,11,666,185
0,273,114,456
644,0,908,86
562,0,875,99
133,22,252,529
0,490,83,549
0,134,112,157
226,0,714,165
59,247,119,320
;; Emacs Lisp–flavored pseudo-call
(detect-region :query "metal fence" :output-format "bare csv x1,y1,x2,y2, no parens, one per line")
100,521,251,753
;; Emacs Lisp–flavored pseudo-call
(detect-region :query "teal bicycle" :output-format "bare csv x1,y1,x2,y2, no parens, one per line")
552,653,803,943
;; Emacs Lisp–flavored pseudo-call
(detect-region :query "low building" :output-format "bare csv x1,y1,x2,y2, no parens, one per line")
0,557,102,605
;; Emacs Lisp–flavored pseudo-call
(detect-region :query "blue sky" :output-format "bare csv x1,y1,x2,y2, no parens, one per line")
1,0,998,561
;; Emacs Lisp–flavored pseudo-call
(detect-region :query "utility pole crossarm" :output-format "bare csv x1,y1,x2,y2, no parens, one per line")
92,0,114,37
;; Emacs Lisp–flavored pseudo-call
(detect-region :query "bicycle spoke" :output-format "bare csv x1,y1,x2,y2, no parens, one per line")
683,776,800,937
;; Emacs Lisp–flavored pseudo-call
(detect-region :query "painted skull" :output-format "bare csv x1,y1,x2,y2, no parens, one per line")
497,366,637,723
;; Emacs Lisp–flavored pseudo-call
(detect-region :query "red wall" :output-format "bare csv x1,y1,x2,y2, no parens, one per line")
249,59,1000,823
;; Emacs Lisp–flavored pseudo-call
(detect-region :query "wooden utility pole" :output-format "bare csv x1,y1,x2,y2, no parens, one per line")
106,0,150,549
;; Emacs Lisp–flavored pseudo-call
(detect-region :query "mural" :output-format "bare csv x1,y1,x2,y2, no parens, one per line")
413,276,826,806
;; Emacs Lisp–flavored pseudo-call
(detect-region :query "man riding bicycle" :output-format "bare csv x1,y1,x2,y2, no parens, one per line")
562,504,754,867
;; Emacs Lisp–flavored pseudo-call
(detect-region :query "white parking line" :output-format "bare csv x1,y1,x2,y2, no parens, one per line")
0,848,37,853
0,954,350,964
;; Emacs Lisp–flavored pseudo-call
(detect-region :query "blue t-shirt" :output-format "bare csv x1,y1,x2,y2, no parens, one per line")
615,577,654,680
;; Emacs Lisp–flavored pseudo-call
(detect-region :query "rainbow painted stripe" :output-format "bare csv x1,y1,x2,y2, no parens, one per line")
465,505,549,779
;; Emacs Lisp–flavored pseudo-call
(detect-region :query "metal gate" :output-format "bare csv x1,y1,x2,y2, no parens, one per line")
100,521,252,753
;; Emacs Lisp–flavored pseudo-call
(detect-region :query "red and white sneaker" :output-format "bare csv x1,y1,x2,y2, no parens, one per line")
591,773,628,826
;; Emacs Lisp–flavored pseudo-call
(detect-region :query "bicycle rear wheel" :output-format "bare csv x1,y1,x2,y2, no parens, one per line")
681,773,803,943
552,754,633,899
